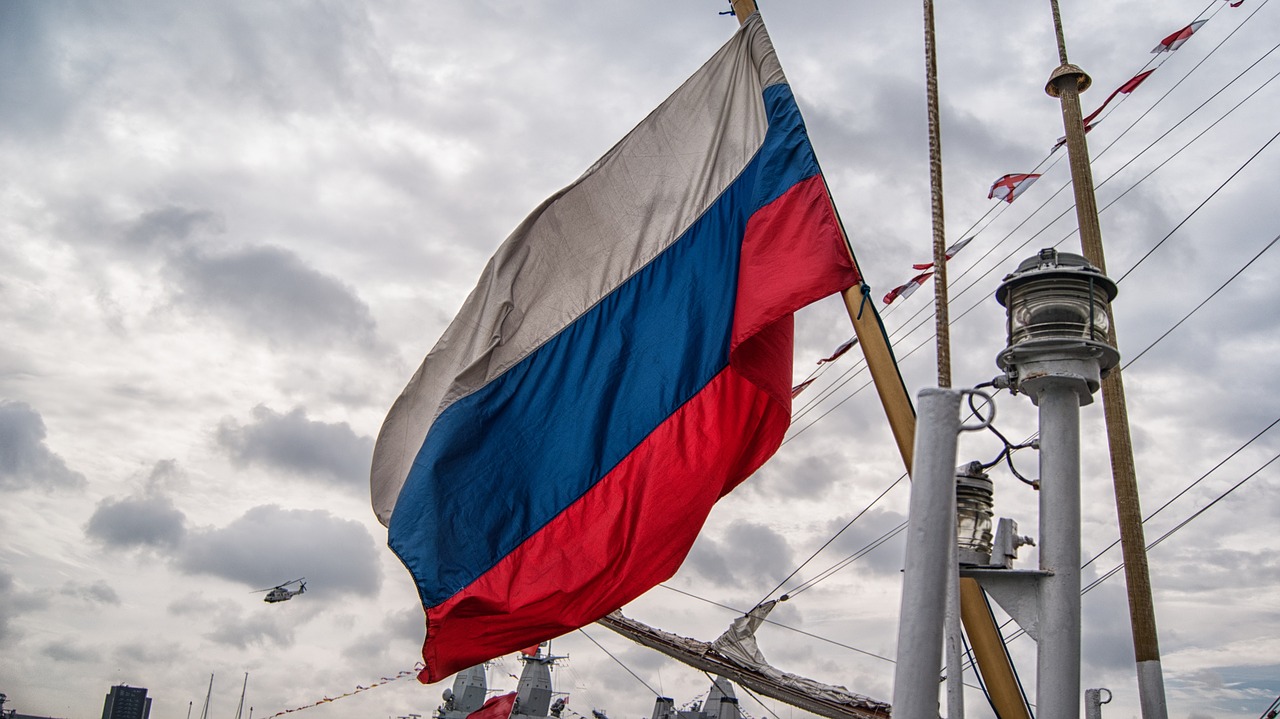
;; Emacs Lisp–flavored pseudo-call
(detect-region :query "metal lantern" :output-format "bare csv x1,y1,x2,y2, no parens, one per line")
955,461,994,567
995,248,1119,399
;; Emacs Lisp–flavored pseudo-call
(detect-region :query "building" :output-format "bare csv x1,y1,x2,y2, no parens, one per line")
102,686,151,719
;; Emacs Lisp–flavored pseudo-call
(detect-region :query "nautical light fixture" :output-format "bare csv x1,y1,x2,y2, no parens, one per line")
995,248,1119,399
955,461,994,567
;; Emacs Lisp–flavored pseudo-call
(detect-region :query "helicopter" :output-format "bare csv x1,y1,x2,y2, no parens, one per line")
252,577,306,603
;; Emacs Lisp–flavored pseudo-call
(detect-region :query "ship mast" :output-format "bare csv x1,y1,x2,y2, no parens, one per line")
1044,2,1168,717
234,674,249,719
198,675,213,719
732,3,1030,717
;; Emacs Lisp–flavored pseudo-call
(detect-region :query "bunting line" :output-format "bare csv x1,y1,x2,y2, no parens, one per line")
261,664,425,718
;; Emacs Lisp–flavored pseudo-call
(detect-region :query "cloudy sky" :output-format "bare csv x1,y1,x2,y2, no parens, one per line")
3,1,1279,719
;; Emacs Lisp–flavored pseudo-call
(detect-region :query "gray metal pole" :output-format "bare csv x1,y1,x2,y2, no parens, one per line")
946,539,965,719
894,388,963,719
1034,380,1082,719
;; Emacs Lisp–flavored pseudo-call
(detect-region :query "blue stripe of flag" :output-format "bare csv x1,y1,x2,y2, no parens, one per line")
389,84,820,607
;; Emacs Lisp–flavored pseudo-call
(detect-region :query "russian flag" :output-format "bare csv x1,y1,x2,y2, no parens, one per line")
370,14,859,683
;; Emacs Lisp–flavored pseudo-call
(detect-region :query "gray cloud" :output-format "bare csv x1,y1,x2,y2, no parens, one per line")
216,405,373,491
1080,580,1137,672
41,640,100,664
810,507,909,581
107,205,382,350
684,520,795,589
60,580,121,606
0,401,87,492
0,3,77,136
122,205,224,252
85,493,187,550
206,611,296,649
0,569,49,642
179,504,381,598
167,243,379,348
343,605,423,663
112,642,182,666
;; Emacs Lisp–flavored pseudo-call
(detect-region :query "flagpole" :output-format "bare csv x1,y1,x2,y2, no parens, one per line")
923,0,951,391
723,5,1031,718
920,5,969,718
1045,3,1168,718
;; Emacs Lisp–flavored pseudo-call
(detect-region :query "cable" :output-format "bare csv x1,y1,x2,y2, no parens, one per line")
794,8,1280,430
759,473,906,604
1082,449,1280,595
1118,127,1280,283
1084,414,1280,569
782,522,907,600
1125,231,1280,367
656,584,895,664
993,447,1280,644
577,628,661,697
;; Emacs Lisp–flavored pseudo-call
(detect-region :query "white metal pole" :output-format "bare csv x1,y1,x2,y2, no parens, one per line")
893,388,963,718
1034,381,1083,719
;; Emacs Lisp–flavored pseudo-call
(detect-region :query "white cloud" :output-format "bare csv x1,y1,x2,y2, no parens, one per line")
2,2,1278,718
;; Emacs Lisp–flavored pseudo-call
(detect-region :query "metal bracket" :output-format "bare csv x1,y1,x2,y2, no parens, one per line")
959,569,1049,642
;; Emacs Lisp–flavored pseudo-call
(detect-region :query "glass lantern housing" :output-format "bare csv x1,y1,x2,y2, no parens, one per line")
995,248,1120,382
956,462,994,567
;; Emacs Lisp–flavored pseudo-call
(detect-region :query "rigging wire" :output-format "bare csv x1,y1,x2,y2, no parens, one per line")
716,675,784,719
781,522,908,600
782,228,1280,597
791,2,1278,430
1081,449,1280,595
1083,414,1280,569
989,448,1280,646
758,473,907,604
1121,231,1280,366
656,583,895,664
577,627,661,698
790,96,1280,443
1093,0,1271,164
1117,126,1280,283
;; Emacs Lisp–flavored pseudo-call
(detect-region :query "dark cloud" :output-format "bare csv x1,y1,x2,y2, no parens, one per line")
216,405,373,490
0,3,76,136
340,606,423,664
60,580,121,606
683,520,795,589
206,611,296,649
122,205,224,252
112,642,182,666
808,508,910,580
179,504,381,598
41,641,100,664
110,205,381,349
85,493,187,549
0,570,49,642
750,453,842,500
0,401,87,492
168,243,379,348
1080,580,1137,672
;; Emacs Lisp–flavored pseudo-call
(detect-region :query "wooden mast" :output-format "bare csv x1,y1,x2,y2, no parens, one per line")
725,4,1031,717
1046,3,1167,717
